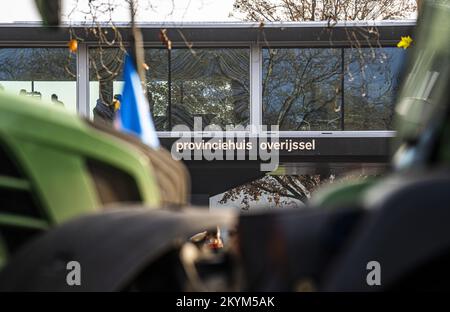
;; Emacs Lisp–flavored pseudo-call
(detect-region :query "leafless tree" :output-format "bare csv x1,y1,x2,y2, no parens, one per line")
232,0,417,22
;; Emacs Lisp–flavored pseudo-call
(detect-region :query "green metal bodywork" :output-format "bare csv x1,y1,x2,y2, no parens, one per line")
0,91,161,266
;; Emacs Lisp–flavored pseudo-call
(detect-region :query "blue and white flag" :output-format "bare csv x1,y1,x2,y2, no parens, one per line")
116,54,160,149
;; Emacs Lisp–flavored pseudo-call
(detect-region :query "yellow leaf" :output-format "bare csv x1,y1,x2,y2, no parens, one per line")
397,36,413,49
68,39,78,53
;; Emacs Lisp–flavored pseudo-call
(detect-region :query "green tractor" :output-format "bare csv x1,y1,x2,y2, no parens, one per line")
0,90,231,291
0,88,195,264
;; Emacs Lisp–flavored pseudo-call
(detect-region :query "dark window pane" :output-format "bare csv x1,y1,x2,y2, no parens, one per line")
170,48,250,130
344,47,405,130
262,48,342,131
0,48,77,112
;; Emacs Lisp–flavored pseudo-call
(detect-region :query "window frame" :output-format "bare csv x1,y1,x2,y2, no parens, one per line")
0,37,402,138
86,42,253,132
260,42,402,135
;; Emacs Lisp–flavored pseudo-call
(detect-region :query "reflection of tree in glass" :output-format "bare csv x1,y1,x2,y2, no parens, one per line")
262,47,405,131
263,48,341,130
344,48,405,130
89,48,126,106
169,48,250,130
89,48,250,131
144,49,169,130
0,48,76,81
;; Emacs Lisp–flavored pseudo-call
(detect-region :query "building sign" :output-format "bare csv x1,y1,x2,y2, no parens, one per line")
163,135,391,165
174,138,316,154
170,135,317,171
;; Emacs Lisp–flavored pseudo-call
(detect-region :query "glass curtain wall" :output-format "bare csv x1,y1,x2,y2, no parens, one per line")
262,47,405,131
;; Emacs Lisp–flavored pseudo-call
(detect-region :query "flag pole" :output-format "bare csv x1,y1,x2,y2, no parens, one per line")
118,0,159,149
129,0,146,85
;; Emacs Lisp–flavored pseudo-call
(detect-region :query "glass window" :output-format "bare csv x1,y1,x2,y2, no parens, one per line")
0,48,77,113
262,48,342,131
89,47,126,123
170,48,250,130
344,47,405,130
145,49,169,131
89,47,250,131
89,48,169,129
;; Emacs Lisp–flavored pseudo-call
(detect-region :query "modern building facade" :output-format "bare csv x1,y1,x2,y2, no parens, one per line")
0,21,415,204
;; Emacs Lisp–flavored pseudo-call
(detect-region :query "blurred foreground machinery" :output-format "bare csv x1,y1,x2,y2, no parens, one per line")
0,88,235,291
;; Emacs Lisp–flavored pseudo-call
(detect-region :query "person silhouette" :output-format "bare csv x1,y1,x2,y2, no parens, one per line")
112,94,122,112
51,94,64,106
93,97,115,125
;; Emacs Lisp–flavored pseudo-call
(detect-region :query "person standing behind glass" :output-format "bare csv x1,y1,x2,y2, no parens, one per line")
93,97,115,125
112,94,122,112
51,94,64,106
